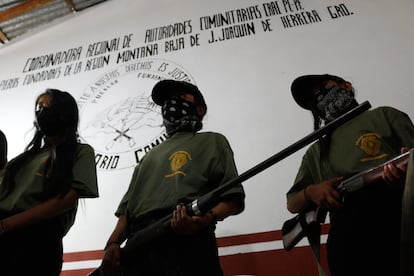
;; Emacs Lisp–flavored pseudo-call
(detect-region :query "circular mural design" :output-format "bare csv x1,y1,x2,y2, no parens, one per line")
78,58,195,170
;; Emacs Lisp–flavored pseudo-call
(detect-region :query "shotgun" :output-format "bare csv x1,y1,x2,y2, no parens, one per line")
89,101,371,275
282,149,411,251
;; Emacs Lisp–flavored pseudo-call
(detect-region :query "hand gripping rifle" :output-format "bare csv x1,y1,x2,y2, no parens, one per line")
89,101,371,275
282,147,411,251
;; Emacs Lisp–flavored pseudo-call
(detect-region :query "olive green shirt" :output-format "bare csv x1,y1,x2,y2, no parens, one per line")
288,106,414,196
116,131,245,220
0,143,98,235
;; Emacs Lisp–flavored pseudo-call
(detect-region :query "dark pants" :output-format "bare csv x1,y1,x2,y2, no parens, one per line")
327,182,403,276
0,212,63,276
121,213,223,276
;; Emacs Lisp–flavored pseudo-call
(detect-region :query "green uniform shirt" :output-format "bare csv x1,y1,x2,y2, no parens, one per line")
0,143,98,235
116,131,245,221
288,106,414,196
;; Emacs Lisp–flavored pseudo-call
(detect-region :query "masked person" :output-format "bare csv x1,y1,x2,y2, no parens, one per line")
100,79,245,276
286,74,414,276
0,89,98,275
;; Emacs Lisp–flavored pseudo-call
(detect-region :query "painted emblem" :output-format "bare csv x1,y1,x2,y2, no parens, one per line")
355,133,389,161
165,150,192,177
77,58,195,170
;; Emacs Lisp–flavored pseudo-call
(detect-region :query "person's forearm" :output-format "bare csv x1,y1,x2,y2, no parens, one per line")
0,188,79,235
106,215,128,247
287,186,313,214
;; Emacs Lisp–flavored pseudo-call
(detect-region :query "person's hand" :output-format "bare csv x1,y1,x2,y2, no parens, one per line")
100,243,121,276
171,204,214,235
382,147,409,183
306,176,344,210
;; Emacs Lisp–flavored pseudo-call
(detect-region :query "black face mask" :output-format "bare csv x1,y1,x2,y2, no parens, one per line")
34,107,63,136
161,97,202,136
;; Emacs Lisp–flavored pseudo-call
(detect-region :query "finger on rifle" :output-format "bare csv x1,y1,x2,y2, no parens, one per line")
325,176,344,187
320,191,342,210
172,204,186,228
328,191,344,209
171,208,177,228
401,147,409,154
178,203,188,218
383,163,404,182
175,203,187,222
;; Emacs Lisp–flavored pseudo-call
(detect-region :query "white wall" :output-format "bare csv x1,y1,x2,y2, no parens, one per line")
0,0,413,258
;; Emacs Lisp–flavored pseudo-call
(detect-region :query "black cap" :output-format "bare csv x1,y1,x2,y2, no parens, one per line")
291,74,345,110
151,79,207,110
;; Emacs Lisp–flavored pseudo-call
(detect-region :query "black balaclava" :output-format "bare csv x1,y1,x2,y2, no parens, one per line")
162,97,203,136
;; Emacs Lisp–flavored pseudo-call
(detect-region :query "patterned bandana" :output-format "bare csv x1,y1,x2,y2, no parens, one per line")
162,97,202,136
315,84,355,122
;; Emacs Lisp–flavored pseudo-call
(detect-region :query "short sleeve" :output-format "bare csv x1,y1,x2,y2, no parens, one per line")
72,144,98,198
115,164,141,217
383,107,414,148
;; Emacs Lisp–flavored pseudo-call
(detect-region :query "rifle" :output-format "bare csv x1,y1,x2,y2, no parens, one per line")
88,101,371,275
282,149,411,251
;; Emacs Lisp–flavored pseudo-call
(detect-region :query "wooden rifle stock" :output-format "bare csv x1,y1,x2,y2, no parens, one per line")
282,149,411,251
89,101,371,275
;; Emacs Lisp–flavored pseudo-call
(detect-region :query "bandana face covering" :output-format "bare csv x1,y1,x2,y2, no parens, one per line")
162,97,202,136
315,84,354,122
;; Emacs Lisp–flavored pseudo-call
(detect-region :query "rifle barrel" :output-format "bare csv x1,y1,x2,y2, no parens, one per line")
125,101,371,253
188,101,372,215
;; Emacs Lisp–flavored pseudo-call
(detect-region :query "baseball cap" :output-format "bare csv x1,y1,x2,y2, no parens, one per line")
151,79,207,111
291,74,345,110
